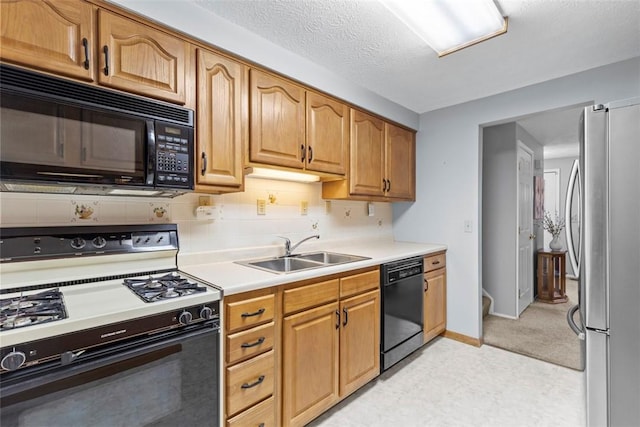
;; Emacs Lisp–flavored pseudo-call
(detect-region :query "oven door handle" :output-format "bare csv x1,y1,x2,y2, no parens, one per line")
1,324,218,406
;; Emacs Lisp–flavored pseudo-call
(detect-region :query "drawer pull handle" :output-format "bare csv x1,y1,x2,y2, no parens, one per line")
241,308,265,318
103,45,109,75
259,424,265,427
241,337,266,348
432,260,440,265
241,375,265,389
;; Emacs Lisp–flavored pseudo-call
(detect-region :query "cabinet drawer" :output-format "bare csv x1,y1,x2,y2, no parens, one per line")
226,396,275,427
283,279,339,315
226,350,275,417
424,252,446,272
340,269,379,298
227,321,275,365
226,293,275,333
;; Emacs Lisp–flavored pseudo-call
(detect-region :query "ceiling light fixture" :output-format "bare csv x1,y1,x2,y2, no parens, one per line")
244,167,321,183
380,0,508,57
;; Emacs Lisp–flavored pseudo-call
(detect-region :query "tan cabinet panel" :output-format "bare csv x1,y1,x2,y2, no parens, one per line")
339,270,379,299
196,49,246,190
385,123,415,200
226,292,275,333
226,321,274,365
339,289,380,397
0,0,95,80
283,278,339,315
250,69,305,168
305,91,348,175
226,396,275,427
424,252,446,273
349,109,385,197
98,9,187,104
423,263,447,343
226,350,275,418
282,302,340,427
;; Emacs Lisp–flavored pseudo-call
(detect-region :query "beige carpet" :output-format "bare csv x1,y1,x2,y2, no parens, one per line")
482,279,583,371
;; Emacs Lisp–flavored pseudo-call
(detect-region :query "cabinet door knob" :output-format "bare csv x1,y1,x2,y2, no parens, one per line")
343,307,348,326
301,144,305,162
335,310,340,329
201,152,207,175
424,278,429,292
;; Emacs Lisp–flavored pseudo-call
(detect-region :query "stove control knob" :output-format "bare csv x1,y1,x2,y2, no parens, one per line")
1,350,26,371
92,236,107,249
70,237,86,249
178,311,193,325
200,306,214,320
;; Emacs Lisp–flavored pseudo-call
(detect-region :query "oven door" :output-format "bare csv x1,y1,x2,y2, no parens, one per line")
0,323,219,427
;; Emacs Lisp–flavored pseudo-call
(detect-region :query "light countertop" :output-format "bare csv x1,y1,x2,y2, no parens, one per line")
179,240,447,296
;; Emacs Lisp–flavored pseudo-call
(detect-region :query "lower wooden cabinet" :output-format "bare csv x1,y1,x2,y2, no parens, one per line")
282,269,380,427
423,252,447,343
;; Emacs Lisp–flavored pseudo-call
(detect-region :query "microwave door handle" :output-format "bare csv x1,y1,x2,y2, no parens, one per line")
146,120,156,186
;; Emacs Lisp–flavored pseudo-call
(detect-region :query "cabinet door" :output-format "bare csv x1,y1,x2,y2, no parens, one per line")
385,123,415,200
0,0,94,81
282,302,339,427
423,268,447,343
196,49,246,190
98,9,187,104
306,91,348,175
349,109,385,196
339,289,380,397
250,69,305,169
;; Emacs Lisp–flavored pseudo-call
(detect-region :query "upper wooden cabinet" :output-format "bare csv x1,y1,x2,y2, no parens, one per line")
349,109,386,197
385,122,416,200
323,109,416,201
195,48,246,192
306,91,349,175
0,0,95,81
0,2,190,105
249,69,348,176
250,69,305,169
98,9,188,104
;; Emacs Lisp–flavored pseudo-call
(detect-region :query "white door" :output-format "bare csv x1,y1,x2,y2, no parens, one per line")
517,144,534,315
543,169,560,249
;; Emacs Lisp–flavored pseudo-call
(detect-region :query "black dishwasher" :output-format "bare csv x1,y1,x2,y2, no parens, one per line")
380,256,424,371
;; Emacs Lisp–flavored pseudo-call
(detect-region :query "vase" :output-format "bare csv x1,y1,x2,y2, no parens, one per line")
549,235,563,251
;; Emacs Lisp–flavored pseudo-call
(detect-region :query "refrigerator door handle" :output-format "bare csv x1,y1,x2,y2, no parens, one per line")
567,304,585,340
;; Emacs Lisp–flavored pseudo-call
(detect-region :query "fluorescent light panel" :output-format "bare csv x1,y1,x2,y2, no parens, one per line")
245,167,320,183
380,0,507,56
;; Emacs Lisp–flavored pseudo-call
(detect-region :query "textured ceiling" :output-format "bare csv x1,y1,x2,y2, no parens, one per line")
194,0,640,115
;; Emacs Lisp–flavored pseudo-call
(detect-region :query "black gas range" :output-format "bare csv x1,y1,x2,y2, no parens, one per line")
0,224,221,426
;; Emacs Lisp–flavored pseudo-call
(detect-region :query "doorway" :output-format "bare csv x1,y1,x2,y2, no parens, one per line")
480,103,587,370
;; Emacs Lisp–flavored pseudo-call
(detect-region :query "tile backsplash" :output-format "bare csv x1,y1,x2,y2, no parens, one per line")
0,178,393,255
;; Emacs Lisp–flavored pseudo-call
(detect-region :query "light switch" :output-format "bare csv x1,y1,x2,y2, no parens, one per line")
300,201,308,216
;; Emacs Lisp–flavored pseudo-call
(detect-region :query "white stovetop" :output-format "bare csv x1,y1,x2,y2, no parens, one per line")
0,273,221,348
179,239,447,296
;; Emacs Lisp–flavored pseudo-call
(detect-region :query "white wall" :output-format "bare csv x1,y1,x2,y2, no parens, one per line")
393,57,640,339
107,0,419,130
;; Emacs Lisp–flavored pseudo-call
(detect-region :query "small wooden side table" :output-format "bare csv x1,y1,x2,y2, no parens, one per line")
536,250,568,303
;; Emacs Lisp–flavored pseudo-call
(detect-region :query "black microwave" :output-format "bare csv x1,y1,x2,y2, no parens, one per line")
0,64,194,197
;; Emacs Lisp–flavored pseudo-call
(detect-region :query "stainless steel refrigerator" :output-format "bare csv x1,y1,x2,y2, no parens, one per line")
567,98,640,427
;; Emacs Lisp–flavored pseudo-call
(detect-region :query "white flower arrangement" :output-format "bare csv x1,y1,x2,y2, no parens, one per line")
542,211,565,237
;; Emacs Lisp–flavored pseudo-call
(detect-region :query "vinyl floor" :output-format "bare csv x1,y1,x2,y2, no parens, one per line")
309,337,585,427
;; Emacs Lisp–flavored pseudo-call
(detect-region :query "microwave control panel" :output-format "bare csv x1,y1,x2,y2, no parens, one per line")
155,122,193,188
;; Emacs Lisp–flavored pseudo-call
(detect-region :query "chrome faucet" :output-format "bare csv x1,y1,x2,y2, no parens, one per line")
279,234,320,256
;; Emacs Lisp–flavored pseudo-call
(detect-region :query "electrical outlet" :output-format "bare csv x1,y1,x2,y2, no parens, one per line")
257,199,266,215
325,200,331,214
300,201,308,216
199,196,213,206
464,220,473,233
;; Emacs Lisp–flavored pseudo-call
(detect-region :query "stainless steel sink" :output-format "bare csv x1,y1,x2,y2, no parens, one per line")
295,251,369,265
236,251,370,274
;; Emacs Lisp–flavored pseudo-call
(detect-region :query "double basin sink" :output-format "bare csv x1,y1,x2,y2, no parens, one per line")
237,251,370,274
